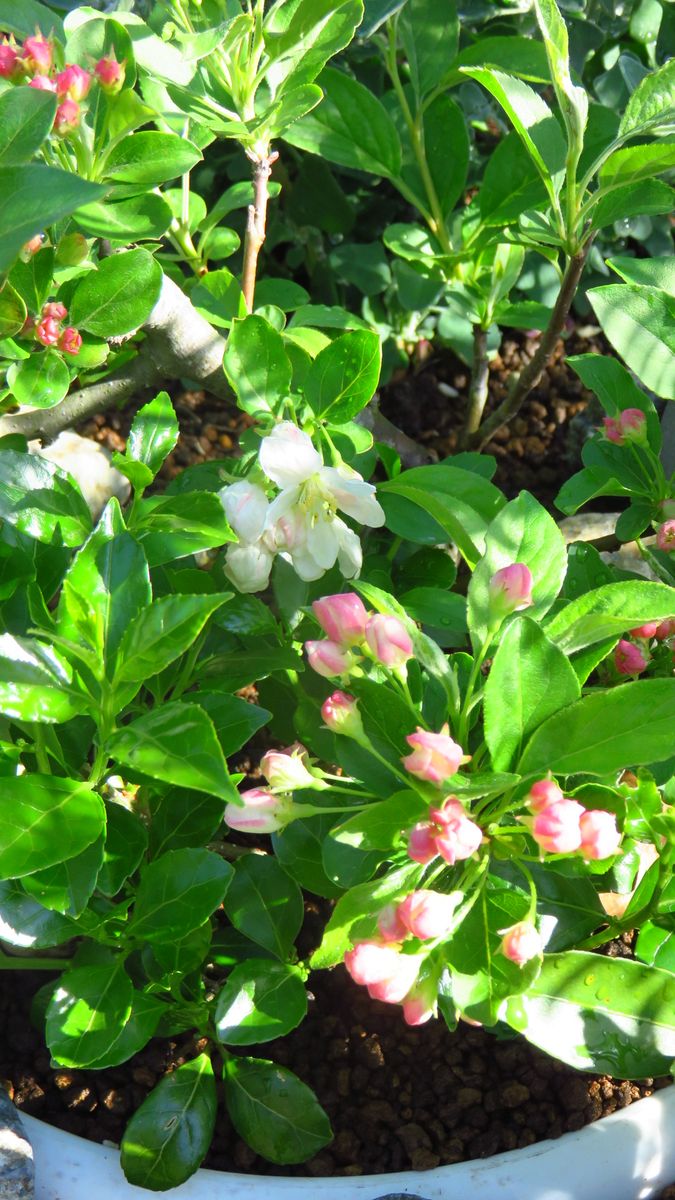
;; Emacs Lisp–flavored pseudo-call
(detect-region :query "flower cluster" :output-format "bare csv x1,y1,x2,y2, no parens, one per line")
220,425,385,593
305,592,413,678
0,30,125,137
223,743,324,833
27,300,81,357
525,779,621,860
602,408,647,446
614,620,675,676
408,797,483,866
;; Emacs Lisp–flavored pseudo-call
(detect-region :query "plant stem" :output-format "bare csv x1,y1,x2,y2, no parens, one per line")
460,325,490,444
470,240,592,450
0,953,71,970
241,149,278,312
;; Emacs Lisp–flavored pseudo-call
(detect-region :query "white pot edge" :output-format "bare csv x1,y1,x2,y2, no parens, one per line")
20,1083,675,1200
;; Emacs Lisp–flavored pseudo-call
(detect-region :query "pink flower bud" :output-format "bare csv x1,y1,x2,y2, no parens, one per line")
655,619,675,641
531,798,584,854
402,977,437,1025
56,64,92,101
35,316,60,347
488,563,533,618
402,725,465,785
431,797,483,866
579,809,621,860
21,234,45,259
365,613,414,668
629,622,660,640
57,327,82,356
224,787,293,834
367,954,421,1004
407,822,438,864
42,301,67,321
500,921,542,966
95,54,125,93
603,416,622,444
22,35,52,74
305,638,353,678
29,74,56,92
377,904,408,943
528,778,565,812
0,41,19,79
657,521,675,553
343,941,402,986
54,98,80,136
312,593,368,646
260,745,315,791
618,408,647,444
614,638,648,676
397,890,458,941
321,690,364,740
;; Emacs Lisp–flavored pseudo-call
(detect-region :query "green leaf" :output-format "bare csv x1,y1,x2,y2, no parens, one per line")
533,0,588,149
519,679,675,777
46,961,136,1069
599,140,675,187
493,861,606,952
418,94,469,216
607,255,675,297
588,283,675,399
0,635,88,724
460,67,566,196
74,194,173,241
148,789,226,858
7,352,70,410
378,463,504,566
215,960,307,1045
57,499,151,673
0,0,63,39
0,165,104,273
223,315,292,419
70,249,163,338
130,492,234,567
224,1058,331,1164
128,849,233,943
484,617,580,772
619,58,675,135
121,1055,216,1190
284,66,402,177
0,88,56,166
191,267,246,329
102,132,202,185
114,594,228,685
304,328,381,422
1,283,29,340
450,36,552,86
590,180,675,232
222,853,303,960
97,801,148,898
545,580,675,653
189,691,271,757
0,776,103,878
506,952,675,1076
567,352,661,450
23,837,104,917
330,790,427,852
108,701,237,801
126,390,179,480
480,132,548,225
399,0,459,97
0,880,75,949
467,492,567,649
264,0,362,94
310,862,422,968
272,815,343,899
328,241,391,296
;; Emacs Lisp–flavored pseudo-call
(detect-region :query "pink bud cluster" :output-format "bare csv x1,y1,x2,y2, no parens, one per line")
306,592,413,679
343,942,425,1023
613,615,675,677
602,408,647,446
525,779,621,860
408,797,483,866
30,300,81,357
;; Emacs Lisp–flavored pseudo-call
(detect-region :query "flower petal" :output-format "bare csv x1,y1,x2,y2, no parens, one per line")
320,465,385,527
259,422,322,487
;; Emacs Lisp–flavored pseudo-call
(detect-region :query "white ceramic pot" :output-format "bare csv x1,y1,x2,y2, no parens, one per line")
20,1085,675,1200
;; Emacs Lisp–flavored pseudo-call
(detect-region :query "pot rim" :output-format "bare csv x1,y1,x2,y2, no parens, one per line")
20,1082,675,1200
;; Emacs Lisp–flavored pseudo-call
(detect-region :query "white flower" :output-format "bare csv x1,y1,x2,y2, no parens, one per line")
219,480,269,543
258,422,322,487
223,541,274,593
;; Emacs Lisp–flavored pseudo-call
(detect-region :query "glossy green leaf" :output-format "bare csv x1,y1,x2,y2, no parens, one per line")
379,463,504,566
0,0,63,39
189,691,271,757
23,836,104,917
74,194,173,241
590,180,675,232
7,352,70,410
46,960,135,1068
97,802,148,898
215,960,307,1045
519,678,675,777
57,499,151,673
399,0,459,97
224,1058,331,1164
223,315,292,419
191,267,246,329
131,492,234,567
493,861,606,953
599,141,675,187
545,581,675,653
607,255,675,296
478,131,548,225
588,283,675,400
103,132,202,185
619,58,675,135
223,853,303,960
114,594,229,684
0,776,104,879
0,282,27,339
0,635,88,724
485,617,580,772
148,789,226,859
331,790,427,852
70,248,163,338
450,36,551,86
506,952,675,1076
284,66,402,177
108,701,237,801
533,0,588,148
272,814,343,900
467,492,567,649
0,880,76,949
128,849,233,943
304,329,381,422
0,165,104,274
264,0,362,94
121,1055,217,1190
0,88,56,166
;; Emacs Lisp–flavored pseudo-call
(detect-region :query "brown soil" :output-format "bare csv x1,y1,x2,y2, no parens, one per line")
0,935,669,1180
